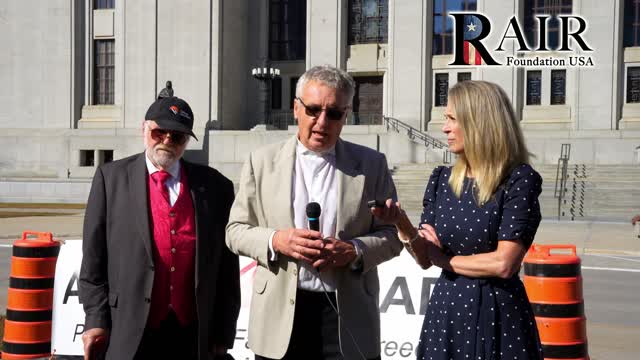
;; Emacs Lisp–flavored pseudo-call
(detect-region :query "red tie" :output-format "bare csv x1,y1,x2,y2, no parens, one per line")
151,171,171,204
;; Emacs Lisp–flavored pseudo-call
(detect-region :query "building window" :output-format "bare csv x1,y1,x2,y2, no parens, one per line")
269,0,306,61
627,67,640,103
624,0,640,47
79,150,95,167
271,78,282,109
98,150,114,164
94,0,115,9
290,77,299,109
434,73,449,107
524,0,572,50
348,0,388,45
526,70,542,105
550,70,566,105
81,149,113,167
433,0,477,55
94,40,115,105
457,72,471,83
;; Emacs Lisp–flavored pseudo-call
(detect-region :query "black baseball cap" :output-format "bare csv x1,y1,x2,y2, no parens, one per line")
145,96,198,140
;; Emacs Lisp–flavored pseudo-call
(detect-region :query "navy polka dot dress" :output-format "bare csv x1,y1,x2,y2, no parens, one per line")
415,165,544,360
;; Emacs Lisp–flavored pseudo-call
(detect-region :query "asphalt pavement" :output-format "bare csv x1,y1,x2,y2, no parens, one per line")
0,213,639,359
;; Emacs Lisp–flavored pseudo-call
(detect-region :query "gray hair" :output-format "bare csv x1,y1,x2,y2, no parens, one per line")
295,65,356,105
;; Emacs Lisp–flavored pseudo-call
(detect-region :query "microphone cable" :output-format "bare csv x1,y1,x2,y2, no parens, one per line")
305,201,368,360
314,261,368,360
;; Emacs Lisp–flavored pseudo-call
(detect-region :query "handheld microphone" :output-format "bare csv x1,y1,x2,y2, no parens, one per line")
306,202,321,232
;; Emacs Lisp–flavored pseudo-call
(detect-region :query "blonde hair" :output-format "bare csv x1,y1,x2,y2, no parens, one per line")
447,81,530,205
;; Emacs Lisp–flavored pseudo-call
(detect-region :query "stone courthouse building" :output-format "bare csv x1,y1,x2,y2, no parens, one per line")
0,0,639,220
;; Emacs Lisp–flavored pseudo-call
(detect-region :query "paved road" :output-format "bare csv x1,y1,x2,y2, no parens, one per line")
1,214,639,358
0,249,637,359
580,254,640,359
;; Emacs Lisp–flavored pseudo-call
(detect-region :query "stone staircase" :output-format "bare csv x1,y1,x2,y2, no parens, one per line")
391,163,441,213
581,165,640,221
392,163,640,222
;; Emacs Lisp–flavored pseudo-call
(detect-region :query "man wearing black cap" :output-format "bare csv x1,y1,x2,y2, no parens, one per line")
79,84,240,360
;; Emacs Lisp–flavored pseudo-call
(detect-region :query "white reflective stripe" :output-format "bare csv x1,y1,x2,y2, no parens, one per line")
582,266,640,273
588,253,640,263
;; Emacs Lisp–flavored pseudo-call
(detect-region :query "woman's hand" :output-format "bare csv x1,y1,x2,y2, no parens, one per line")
418,223,442,248
417,224,450,268
370,198,404,225
425,242,449,268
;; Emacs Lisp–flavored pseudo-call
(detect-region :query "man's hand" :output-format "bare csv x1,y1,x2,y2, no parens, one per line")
82,327,109,360
312,238,357,272
632,214,640,225
273,228,325,264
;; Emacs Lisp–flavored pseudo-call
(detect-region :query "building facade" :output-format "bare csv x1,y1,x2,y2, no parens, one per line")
1,0,639,202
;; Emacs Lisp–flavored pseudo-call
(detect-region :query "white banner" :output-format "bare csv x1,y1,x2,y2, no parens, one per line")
51,240,86,356
229,251,441,360
50,242,441,359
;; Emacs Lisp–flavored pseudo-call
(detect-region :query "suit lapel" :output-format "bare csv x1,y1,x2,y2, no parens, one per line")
129,153,154,261
335,139,364,239
184,161,209,290
271,136,297,228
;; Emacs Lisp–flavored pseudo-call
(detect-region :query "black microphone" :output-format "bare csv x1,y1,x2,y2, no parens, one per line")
306,202,321,231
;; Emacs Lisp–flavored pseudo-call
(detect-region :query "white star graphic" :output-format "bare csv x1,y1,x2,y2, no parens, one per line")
467,23,477,32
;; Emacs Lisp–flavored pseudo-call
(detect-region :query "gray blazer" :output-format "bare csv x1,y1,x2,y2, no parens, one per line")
79,153,240,360
226,136,402,359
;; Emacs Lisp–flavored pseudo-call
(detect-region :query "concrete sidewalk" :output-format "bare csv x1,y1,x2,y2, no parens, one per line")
533,219,640,256
403,211,640,256
0,214,84,241
1,213,639,255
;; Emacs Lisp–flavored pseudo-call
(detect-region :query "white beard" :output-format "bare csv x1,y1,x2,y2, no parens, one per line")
149,146,178,169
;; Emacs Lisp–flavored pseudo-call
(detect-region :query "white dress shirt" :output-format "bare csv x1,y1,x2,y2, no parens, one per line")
267,140,339,291
145,152,181,206
292,140,338,291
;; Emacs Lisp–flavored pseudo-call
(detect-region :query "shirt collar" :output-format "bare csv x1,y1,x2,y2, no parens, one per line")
145,151,181,179
296,139,336,158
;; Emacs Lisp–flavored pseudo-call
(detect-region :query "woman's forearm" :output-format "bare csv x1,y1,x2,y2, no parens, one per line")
408,237,433,269
395,211,416,240
396,213,432,269
430,240,526,279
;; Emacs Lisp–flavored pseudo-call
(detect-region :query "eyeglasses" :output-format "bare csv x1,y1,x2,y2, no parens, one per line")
296,97,348,121
150,128,189,145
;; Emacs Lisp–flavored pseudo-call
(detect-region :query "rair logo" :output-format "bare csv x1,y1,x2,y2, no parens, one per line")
449,12,594,67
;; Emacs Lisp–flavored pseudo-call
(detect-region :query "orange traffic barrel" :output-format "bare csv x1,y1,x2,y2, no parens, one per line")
524,244,589,360
2,231,61,359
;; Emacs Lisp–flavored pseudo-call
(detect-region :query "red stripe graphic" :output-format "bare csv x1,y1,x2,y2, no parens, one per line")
463,41,483,65
463,41,470,65
474,44,482,65
240,261,257,276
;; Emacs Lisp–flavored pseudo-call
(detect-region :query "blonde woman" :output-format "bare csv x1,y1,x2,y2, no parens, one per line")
373,81,544,359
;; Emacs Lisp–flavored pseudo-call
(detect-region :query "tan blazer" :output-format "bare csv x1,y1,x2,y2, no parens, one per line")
226,136,402,359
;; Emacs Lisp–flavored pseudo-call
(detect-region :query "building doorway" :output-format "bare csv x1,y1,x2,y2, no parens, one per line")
352,76,383,125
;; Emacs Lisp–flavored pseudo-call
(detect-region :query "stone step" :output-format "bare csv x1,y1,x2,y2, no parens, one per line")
392,162,640,222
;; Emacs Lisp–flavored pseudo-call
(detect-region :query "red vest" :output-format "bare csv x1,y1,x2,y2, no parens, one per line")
147,167,196,328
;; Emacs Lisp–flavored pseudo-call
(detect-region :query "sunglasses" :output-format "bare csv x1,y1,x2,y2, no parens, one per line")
150,128,189,145
296,97,348,121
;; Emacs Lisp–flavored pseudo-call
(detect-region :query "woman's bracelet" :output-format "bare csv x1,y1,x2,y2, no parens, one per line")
398,230,421,264
399,231,419,245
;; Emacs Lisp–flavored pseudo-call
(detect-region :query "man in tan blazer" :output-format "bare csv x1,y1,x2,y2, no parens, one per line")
226,65,402,360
